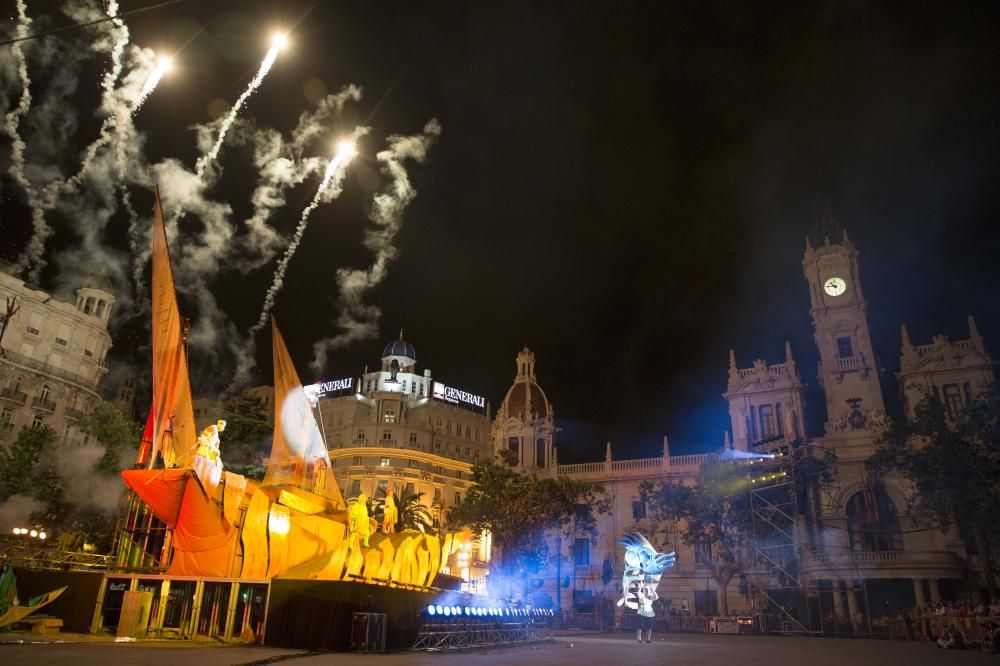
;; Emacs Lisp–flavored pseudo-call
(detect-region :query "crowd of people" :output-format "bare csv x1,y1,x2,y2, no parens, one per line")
896,599,1000,653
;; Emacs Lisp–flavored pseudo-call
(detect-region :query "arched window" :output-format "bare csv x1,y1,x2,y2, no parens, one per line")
846,485,903,552
40,384,51,402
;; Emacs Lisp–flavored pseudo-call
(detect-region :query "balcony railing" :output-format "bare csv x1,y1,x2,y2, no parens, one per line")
32,397,56,412
64,407,84,421
0,387,28,404
1,350,99,391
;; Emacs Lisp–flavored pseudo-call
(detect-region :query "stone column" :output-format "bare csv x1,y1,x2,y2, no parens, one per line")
832,581,847,619
913,579,926,607
846,586,859,619
928,579,942,603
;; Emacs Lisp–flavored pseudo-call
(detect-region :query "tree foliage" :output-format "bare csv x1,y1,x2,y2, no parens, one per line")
641,446,834,614
868,384,1000,598
219,392,272,466
446,455,608,583
370,484,435,533
79,403,142,472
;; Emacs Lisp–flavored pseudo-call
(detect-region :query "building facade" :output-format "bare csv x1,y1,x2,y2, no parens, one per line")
491,213,994,624
0,271,115,447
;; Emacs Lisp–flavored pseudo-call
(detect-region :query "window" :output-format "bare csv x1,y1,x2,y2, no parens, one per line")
536,438,545,467
433,440,441,451
26,326,39,336
631,499,646,520
454,492,461,505
695,543,713,564
408,460,417,469
446,421,452,434
837,337,853,359
404,482,414,496
694,590,718,616
40,384,51,402
464,425,471,439
775,403,784,436
382,430,394,441
436,418,442,428
474,450,480,460
508,437,519,455
380,457,391,467
355,431,366,442
572,590,595,614
31,415,44,428
96,300,106,318
942,384,964,420
475,429,481,442
464,447,471,457
353,456,362,465
573,538,590,566
759,405,776,439
348,480,362,497
377,480,388,496
433,487,441,501
1,408,12,426
336,412,344,426
409,432,418,445
383,407,396,423
846,485,903,552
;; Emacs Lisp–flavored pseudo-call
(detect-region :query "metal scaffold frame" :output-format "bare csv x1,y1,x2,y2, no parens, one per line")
412,615,552,651
745,439,871,637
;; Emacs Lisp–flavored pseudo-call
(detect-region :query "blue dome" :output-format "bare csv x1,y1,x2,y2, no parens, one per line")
382,337,416,360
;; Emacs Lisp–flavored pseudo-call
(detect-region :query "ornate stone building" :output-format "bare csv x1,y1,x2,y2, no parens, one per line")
0,270,115,447
496,210,994,623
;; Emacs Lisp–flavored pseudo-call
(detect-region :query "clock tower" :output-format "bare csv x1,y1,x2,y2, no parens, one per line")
802,201,885,432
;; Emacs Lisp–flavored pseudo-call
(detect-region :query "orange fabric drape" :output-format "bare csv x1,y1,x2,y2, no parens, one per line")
121,469,191,527
262,319,344,508
150,192,197,469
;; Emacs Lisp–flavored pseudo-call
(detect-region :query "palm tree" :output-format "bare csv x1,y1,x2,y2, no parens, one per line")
371,484,436,534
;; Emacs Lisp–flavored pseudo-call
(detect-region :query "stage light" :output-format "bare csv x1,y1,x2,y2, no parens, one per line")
435,604,443,615
12,528,20,534
29,530,37,537
38,532,46,540
427,604,436,616
443,606,451,616
464,607,471,615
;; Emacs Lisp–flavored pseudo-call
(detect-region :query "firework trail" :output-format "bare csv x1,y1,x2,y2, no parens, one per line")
5,1,37,222
193,33,287,179
310,119,440,372
102,1,130,102
247,138,359,339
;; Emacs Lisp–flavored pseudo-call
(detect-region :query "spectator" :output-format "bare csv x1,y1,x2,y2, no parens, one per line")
936,624,966,650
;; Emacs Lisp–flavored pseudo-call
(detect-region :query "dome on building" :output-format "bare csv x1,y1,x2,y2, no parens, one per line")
81,274,114,293
382,330,416,360
503,381,550,420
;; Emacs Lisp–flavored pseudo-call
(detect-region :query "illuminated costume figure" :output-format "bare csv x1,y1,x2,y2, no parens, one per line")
349,493,372,550
382,489,398,534
617,532,675,643
195,419,226,466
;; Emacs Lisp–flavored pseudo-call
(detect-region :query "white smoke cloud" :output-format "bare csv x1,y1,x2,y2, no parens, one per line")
310,119,441,373
0,494,45,533
55,443,127,513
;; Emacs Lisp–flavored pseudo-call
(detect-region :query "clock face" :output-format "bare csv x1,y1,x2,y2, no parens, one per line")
823,277,847,297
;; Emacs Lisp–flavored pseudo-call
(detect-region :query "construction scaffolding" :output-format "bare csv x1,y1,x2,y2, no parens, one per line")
745,439,871,636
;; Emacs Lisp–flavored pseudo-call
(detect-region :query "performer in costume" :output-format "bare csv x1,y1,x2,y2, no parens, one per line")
382,489,398,534
617,532,675,643
349,493,372,549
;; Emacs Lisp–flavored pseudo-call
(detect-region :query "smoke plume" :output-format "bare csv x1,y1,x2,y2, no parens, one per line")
310,119,441,373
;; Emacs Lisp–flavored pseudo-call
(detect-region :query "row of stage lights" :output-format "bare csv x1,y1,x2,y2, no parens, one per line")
11,527,47,539
425,605,553,618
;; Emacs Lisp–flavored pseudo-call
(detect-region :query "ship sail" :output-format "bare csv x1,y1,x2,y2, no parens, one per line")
263,318,344,507
149,190,197,469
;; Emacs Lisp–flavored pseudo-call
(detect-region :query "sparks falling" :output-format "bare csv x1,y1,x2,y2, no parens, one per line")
132,56,173,113
246,139,358,340
195,33,287,177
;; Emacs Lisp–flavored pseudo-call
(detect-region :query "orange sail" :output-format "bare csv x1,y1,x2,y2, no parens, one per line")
263,318,344,508
149,191,197,469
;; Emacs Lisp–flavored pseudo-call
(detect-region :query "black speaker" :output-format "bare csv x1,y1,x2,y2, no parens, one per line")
350,612,387,652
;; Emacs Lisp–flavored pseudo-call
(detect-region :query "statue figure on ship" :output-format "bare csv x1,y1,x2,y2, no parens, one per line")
349,493,372,550
382,488,398,534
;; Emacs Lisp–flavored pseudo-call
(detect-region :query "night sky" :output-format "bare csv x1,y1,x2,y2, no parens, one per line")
2,1,999,462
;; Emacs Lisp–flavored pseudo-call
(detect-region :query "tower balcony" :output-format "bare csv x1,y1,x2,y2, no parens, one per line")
32,397,56,413
803,549,964,580
829,353,871,382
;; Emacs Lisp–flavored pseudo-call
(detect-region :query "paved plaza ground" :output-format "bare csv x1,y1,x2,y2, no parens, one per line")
1,633,995,666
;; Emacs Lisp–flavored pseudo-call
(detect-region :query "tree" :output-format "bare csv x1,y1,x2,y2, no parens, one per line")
370,484,435,533
641,446,834,615
446,453,607,599
868,384,1000,600
79,403,142,472
219,392,272,467
0,424,55,499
